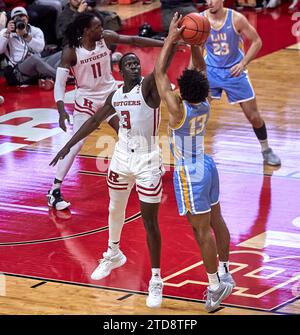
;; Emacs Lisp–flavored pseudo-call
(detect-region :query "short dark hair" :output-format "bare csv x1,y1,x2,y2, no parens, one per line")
118,52,138,71
177,69,209,103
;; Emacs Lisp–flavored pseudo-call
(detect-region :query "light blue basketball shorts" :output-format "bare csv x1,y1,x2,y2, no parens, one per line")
207,66,255,104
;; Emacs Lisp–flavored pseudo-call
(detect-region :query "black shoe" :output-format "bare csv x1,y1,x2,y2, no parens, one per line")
47,188,71,210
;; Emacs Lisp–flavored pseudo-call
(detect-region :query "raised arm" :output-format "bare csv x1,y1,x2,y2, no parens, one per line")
188,45,206,73
50,92,116,167
103,30,164,49
188,45,212,102
154,13,185,128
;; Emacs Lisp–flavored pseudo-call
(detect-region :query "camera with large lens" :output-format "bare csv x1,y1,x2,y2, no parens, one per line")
13,19,26,32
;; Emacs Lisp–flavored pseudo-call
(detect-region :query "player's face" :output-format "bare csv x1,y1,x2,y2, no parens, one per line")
121,55,141,82
206,0,224,14
87,17,103,41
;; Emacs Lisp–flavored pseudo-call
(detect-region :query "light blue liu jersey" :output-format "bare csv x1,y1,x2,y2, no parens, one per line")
204,8,244,69
202,9,255,104
169,99,220,216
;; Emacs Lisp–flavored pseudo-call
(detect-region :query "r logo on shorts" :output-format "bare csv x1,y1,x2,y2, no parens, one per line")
83,98,93,109
108,171,119,183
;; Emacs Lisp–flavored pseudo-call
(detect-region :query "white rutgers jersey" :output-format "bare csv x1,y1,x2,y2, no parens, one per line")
71,39,117,102
112,81,161,150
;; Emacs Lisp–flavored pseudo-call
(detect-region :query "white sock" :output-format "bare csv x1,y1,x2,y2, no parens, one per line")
259,139,269,152
218,261,229,276
108,240,120,256
151,268,161,280
207,272,220,291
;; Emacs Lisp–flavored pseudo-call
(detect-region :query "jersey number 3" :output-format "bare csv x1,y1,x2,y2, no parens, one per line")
121,111,131,129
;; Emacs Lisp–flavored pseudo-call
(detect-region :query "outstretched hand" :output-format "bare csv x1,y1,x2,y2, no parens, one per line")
49,146,70,167
167,12,185,44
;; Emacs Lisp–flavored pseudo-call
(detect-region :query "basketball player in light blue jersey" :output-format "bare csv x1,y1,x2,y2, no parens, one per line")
154,13,234,312
202,0,281,166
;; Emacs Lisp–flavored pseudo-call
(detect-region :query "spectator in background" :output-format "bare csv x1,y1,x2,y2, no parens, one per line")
4,0,58,44
160,0,197,34
56,0,91,48
56,0,122,50
35,0,65,14
0,6,61,88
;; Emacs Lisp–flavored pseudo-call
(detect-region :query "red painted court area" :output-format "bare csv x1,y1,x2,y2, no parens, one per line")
1,149,300,311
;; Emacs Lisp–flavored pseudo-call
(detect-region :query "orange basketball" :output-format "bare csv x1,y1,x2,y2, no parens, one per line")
180,13,211,45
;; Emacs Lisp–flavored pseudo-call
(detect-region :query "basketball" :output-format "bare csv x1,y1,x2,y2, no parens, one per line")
180,13,211,45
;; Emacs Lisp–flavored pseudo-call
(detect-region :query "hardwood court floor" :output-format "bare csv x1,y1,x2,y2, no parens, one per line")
0,2,300,315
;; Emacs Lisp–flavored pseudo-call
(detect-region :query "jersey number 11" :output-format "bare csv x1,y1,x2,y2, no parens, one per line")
91,62,102,79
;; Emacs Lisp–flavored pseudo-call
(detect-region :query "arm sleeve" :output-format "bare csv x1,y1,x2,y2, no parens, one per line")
54,67,70,103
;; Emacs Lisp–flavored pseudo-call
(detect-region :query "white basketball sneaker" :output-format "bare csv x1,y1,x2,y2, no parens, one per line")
90,249,127,280
204,281,233,312
262,148,281,166
47,188,70,211
146,277,163,308
220,272,236,287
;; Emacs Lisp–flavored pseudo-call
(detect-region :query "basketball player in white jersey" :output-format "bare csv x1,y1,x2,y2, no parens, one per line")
48,12,164,210
50,52,164,308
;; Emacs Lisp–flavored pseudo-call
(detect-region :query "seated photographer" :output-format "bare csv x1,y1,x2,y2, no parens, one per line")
0,6,61,88
3,1,58,45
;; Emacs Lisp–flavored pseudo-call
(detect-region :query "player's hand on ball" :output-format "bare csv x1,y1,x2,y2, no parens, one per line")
59,111,70,132
167,12,185,44
49,146,71,167
230,61,246,77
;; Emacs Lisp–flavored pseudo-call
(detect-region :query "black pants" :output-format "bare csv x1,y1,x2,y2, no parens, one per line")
7,52,62,85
